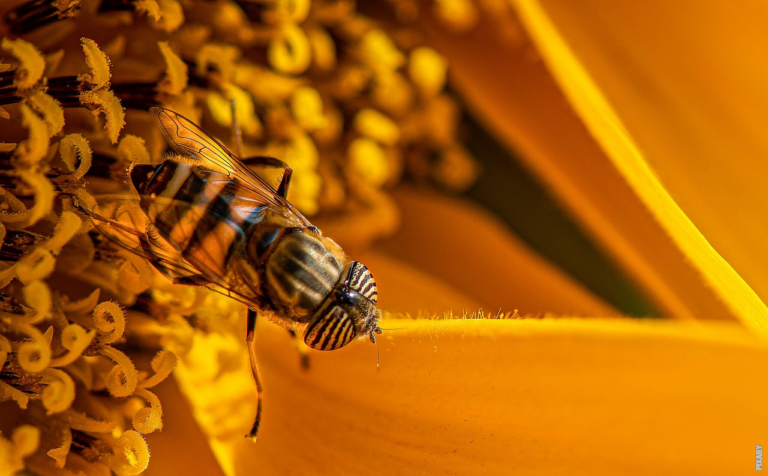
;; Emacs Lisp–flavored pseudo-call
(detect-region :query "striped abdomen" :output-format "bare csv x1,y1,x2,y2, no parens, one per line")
131,162,263,279
262,231,342,316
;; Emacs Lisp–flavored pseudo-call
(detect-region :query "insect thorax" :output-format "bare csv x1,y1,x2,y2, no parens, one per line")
252,228,343,319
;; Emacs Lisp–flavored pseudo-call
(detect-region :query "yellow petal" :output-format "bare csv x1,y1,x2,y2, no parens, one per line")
509,0,768,333
380,187,617,315
354,252,484,313
523,0,768,331
176,316,768,475
419,10,736,322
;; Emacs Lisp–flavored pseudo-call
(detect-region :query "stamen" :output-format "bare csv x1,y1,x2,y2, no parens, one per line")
0,230,45,261
70,430,110,463
97,0,140,14
230,99,244,158
111,82,162,109
0,357,45,395
4,0,81,35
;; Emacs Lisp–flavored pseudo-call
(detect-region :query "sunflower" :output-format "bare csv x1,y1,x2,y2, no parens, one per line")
0,1,766,475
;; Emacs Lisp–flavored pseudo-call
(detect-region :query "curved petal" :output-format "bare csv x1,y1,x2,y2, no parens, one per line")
208,317,768,475
419,7,737,322
525,0,768,329
379,188,618,316
507,0,768,333
167,254,768,475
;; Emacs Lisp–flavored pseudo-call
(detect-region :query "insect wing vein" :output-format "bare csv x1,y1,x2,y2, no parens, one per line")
149,107,312,227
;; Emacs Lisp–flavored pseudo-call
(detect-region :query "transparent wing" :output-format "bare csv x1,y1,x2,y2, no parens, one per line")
89,195,263,308
91,196,203,281
149,107,311,227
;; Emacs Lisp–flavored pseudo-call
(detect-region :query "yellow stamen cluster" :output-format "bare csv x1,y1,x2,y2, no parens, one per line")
0,0,481,473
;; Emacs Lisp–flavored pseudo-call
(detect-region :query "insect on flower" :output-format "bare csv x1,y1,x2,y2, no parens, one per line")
77,107,383,439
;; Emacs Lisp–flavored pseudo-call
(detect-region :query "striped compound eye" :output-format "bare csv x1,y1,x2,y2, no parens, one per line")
347,262,378,304
303,262,379,351
304,304,357,351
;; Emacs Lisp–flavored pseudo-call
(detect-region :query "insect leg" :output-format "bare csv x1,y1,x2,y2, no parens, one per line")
287,329,310,370
246,308,264,441
230,99,244,159
241,156,293,199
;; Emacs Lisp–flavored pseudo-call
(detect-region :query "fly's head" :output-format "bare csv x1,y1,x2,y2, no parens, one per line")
303,261,382,351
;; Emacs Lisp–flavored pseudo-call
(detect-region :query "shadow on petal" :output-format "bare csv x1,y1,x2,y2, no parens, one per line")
378,187,617,316
354,251,484,314
419,8,735,322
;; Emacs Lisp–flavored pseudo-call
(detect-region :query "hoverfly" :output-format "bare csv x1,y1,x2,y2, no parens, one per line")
81,107,382,439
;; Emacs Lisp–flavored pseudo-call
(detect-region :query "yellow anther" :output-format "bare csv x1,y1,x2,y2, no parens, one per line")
291,86,328,131
234,64,305,103
14,104,49,167
158,41,188,95
0,425,40,474
99,345,138,397
79,38,111,89
196,43,240,82
372,73,414,116
0,38,45,89
308,27,337,71
409,47,447,96
118,135,153,164
15,171,54,229
353,108,400,146
207,83,262,137
133,387,164,433
268,23,312,75
135,0,161,21
153,0,185,32
41,368,76,415
288,171,321,216
433,146,481,192
433,0,479,33
359,29,405,73
59,134,92,179
93,301,126,344
108,430,149,476
26,91,64,137
348,137,389,187
79,89,126,143
265,0,310,23
42,211,82,252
